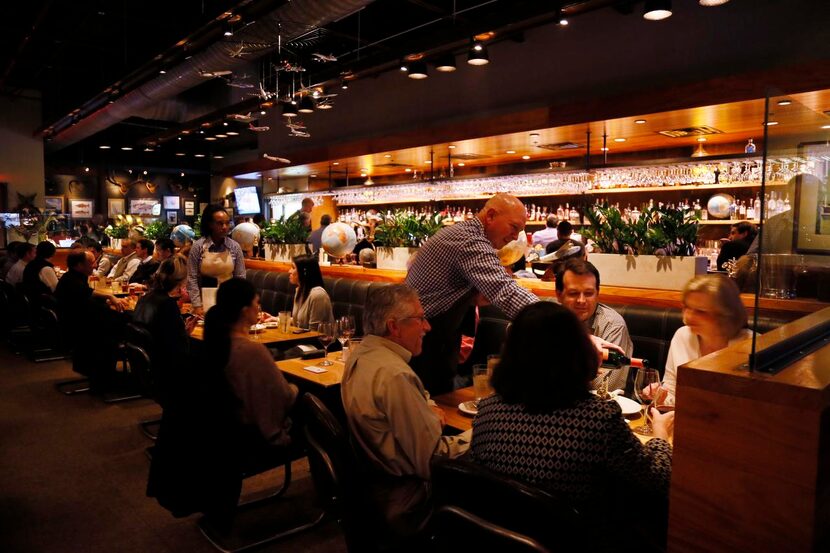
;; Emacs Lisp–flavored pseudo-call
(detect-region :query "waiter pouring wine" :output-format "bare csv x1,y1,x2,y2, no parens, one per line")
406,194,540,395
187,204,246,317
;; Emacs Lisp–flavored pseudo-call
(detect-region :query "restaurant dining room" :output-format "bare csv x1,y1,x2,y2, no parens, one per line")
2,1,830,552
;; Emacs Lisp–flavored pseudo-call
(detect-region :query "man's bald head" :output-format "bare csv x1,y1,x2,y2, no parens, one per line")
478,193,527,249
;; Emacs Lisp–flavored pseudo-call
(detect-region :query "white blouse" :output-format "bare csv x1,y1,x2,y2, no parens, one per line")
662,326,755,404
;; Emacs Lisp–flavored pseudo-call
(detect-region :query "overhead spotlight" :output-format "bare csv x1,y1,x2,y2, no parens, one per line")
298,96,316,113
697,137,707,142
310,174,317,178
435,54,457,72
128,169,133,174
226,131,239,136
635,119,647,124
340,79,349,90
121,146,133,151
159,68,167,75
399,60,409,72
215,134,227,138
205,136,217,141
614,138,626,142
194,154,205,158
557,9,569,26
84,167,90,172
457,162,466,167
180,172,185,177
408,61,428,79
223,121,228,126
311,89,321,98
467,42,489,65
143,147,154,152
99,145,111,149
143,170,148,175
522,155,531,160
699,0,729,5
644,0,672,20
176,152,186,156
448,145,456,149
405,168,412,172
777,99,792,106
213,155,224,159
282,102,298,117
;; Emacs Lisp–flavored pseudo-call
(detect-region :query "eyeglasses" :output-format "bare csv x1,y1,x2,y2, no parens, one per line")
396,314,428,324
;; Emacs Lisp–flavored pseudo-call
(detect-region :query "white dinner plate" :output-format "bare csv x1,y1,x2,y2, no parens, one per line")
458,401,478,416
264,322,279,329
249,323,266,333
591,390,642,416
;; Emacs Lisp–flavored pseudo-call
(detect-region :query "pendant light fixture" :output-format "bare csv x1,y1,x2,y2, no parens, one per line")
281,102,297,117
298,96,315,113
467,41,489,66
699,0,729,5
435,53,457,72
408,61,428,79
643,0,672,20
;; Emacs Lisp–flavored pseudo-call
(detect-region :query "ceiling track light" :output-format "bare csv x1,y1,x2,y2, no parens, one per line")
408,61,428,79
282,102,298,117
340,79,349,90
467,41,489,66
435,53,457,72
556,8,569,26
643,0,672,20
399,60,409,72
298,96,316,113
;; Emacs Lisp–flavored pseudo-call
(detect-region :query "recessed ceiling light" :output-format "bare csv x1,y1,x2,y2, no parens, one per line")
634,119,647,124
84,167,90,172
699,0,730,6
424,160,432,164
643,0,672,21
205,136,217,141
600,147,609,151
181,130,190,135
177,137,182,141
99,145,110,149
360,173,367,177
614,138,626,142
405,168,412,172
260,110,267,115
143,147,153,152
822,124,830,129
457,162,466,167
766,121,779,126
310,174,317,177
777,99,792,106
121,146,133,151
215,134,227,138
198,130,204,134
697,137,707,142
226,131,239,136
522,155,531,160
213,155,224,159
506,150,516,154
384,154,392,158
223,122,229,126
143,170,148,175
448,145,456,149
194,154,205,158
332,162,340,166
175,152,186,156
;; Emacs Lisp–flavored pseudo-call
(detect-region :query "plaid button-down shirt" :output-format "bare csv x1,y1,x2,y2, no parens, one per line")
405,217,537,319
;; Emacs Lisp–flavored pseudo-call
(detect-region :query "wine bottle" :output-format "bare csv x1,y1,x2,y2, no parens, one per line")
601,348,649,370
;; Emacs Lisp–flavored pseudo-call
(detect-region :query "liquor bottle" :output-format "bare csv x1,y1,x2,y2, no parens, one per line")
754,194,762,217
783,194,791,212
745,139,756,154
738,200,747,218
601,348,649,370
746,202,755,221
557,205,565,220
767,192,777,215
693,199,702,219
569,204,579,224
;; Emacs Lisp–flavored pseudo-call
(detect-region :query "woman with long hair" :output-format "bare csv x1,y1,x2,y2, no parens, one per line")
289,254,334,329
204,277,298,446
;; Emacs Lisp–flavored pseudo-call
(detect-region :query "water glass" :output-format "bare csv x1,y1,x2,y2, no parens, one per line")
337,315,356,359
472,364,493,403
633,367,661,435
317,322,336,367
278,311,291,333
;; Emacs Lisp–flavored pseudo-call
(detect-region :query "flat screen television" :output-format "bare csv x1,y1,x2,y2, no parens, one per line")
233,186,261,215
0,213,20,227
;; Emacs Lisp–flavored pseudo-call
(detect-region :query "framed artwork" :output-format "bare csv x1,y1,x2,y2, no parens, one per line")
795,142,830,254
184,200,195,216
107,198,125,218
166,211,178,225
44,196,64,212
69,199,94,219
130,198,161,216
163,195,180,210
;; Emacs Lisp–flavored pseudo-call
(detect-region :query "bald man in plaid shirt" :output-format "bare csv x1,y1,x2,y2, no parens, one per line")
405,194,538,394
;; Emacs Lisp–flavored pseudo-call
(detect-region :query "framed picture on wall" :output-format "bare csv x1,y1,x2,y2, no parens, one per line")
44,196,64,213
795,142,830,254
130,198,161,216
69,199,94,219
166,211,178,225
163,196,180,210
184,200,195,216
107,198,125,218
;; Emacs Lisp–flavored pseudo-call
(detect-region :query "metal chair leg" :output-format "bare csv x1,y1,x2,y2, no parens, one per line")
139,417,161,440
238,461,292,508
55,378,91,395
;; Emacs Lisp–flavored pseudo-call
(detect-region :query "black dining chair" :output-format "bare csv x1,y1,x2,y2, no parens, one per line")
124,323,161,439
431,505,552,553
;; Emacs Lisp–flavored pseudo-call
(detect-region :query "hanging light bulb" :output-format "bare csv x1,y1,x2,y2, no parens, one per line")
643,0,672,20
699,0,729,5
435,54,457,72
340,79,349,90
298,96,315,113
467,42,489,66
282,102,298,117
408,61,428,79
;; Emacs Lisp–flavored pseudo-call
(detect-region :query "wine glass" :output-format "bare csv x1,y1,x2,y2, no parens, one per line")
633,367,661,435
337,316,355,360
317,322,336,367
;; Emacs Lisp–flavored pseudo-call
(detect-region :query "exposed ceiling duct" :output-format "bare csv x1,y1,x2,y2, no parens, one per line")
45,0,375,152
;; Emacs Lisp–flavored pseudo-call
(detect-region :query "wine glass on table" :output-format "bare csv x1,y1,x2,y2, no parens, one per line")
317,322,336,367
633,366,661,435
337,315,355,360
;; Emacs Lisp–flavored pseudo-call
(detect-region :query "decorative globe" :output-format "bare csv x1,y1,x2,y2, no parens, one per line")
497,231,528,266
231,222,260,251
322,222,357,258
170,224,196,247
707,193,735,220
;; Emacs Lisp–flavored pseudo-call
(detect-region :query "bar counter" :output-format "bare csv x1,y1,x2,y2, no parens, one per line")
245,258,825,321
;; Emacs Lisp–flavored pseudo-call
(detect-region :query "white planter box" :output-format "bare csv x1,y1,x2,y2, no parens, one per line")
110,238,121,251
589,253,708,291
376,247,419,271
263,243,308,263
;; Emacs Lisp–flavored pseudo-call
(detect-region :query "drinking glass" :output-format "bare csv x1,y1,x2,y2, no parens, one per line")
337,315,355,360
472,364,493,404
633,367,661,435
278,311,291,333
317,322,336,367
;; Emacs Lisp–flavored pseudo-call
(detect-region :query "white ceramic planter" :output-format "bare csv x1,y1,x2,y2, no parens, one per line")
376,247,419,271
263,243,308,263
110,238,122,251
588,253,708,291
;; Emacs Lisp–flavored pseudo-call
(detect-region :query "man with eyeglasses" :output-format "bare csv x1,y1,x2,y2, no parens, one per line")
341,284,471,540
406,193,539,395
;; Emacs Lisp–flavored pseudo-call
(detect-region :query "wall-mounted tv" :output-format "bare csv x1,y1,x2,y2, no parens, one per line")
0,213,21,227
234,186,261,215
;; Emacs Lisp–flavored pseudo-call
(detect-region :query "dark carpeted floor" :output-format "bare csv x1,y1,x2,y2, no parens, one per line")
0,347,347,553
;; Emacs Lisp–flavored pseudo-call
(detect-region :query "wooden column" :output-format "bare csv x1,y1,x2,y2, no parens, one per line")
668,308,830,552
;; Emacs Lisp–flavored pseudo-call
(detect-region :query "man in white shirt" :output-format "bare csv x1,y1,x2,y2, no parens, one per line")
342,284,471,538
531,214,558,248
90,242,112,278
5,242,35,286
107,239,140,282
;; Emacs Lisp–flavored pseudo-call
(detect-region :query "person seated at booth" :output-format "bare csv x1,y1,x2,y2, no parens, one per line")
342,284,471,538
544,220,581,255
655,275,754,405
129,239,160,285
289,254,333,329
155,238,175,261
716,221,756,272
90,241,113,278
5,242,35,287
0,241,22,280
556,258,633,392
470,302,673,547
22,241,59,298
108,238,140,282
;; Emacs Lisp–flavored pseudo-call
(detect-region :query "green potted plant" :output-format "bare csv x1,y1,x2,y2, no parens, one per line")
143,220,171,241
104,221,130,250
583,202,707,291
374,211,442,270
260,216,310,262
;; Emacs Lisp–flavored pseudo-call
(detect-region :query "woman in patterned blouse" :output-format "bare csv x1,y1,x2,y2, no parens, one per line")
470,302,673,544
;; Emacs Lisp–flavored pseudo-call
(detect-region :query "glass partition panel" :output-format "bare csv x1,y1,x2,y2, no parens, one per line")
750,92,830,372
